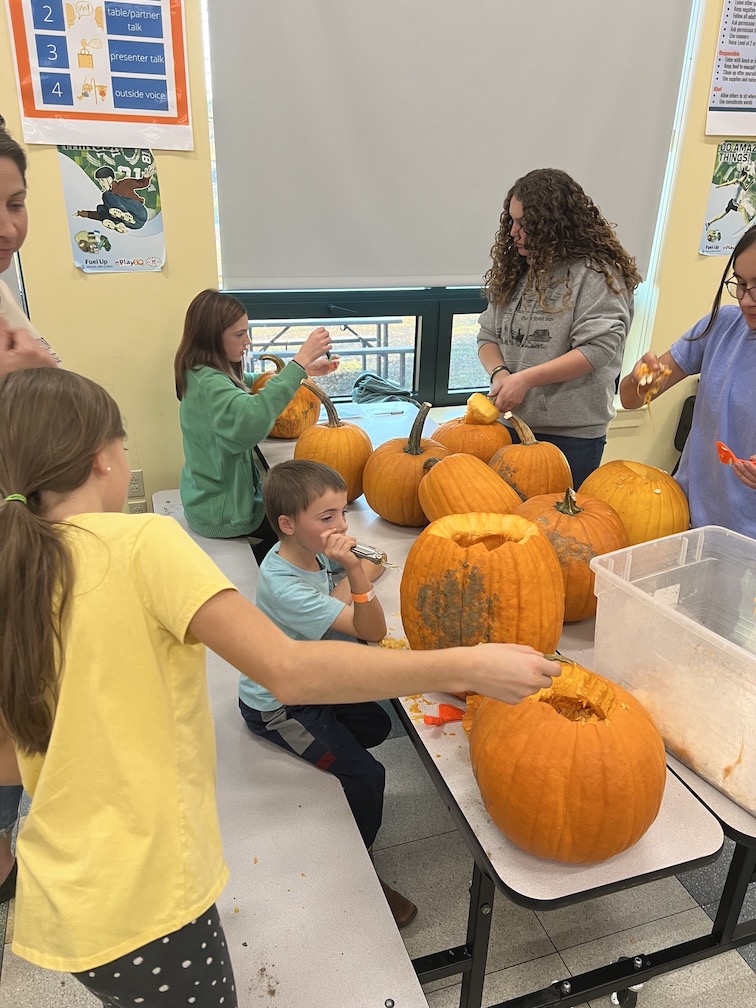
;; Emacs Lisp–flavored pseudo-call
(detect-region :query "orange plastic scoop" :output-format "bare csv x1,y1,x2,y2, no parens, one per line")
716,441,747,466
423,703,465,726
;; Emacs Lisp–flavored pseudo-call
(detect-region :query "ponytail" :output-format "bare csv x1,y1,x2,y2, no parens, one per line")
0,369,124,753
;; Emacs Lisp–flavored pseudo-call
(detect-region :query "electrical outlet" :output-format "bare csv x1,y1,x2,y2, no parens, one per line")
127,499,148,515
128,469,144,498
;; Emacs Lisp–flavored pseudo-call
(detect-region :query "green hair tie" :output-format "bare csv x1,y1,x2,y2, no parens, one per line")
3,494,27,505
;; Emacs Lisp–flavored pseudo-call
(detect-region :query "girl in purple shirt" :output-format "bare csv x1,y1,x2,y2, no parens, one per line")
620,227,756,538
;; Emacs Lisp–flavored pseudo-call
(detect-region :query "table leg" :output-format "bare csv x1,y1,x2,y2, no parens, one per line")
460,863,496,1008
712,840,756,942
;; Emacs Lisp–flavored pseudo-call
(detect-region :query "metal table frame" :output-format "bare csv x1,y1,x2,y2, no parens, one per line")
392,699,755,1008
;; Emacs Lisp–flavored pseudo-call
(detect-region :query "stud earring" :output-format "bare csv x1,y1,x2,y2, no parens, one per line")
106,466,112,472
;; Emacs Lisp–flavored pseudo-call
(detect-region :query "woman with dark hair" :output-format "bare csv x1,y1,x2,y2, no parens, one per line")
621,226,756,537
174,289,337,562
0,116,59,373
478,168,641,488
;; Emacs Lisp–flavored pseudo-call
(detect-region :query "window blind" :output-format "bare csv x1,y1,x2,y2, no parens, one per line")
206,1,696,290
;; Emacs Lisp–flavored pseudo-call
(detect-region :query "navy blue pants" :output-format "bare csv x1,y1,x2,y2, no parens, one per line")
507,428,606,491
239,699,391,847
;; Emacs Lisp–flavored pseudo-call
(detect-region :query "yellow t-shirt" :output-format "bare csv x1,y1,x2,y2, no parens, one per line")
13,513,235,972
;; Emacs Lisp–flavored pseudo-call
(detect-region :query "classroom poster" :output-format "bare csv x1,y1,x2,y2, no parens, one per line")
58,145,165,272
5,0,192,149
707,0,756,136
699,141,756,256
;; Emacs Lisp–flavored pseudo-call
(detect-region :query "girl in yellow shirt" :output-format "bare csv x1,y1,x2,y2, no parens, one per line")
0,368,558,1006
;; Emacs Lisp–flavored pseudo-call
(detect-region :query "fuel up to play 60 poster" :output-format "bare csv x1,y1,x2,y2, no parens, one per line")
58,145,165,272
700,141,756,257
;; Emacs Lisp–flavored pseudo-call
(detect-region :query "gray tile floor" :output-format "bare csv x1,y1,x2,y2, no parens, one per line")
371,724,756,1008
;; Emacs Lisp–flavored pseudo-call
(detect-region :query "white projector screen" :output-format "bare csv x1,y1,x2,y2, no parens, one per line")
206,0,696,290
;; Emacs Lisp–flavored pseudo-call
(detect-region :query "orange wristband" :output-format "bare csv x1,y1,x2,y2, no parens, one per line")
351,588,376,603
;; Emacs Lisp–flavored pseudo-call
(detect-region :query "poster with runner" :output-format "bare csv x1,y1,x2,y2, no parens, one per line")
700,141,756,256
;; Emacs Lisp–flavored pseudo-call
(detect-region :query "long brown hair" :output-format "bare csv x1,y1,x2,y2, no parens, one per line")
0,369,125,754
483,168,641,309
174,289,248,399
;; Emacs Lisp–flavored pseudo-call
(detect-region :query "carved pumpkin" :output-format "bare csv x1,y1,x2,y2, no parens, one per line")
400,512,564,653
468,658,666,863
432,393,513,462
516,488,630,622
418,453,522,522
363,402,450,526
578,460,690,545
293,381,373,501
489,414,573,500
252,354,320,439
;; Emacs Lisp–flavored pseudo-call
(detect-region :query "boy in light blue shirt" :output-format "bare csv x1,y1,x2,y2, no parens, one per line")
238,460,417,928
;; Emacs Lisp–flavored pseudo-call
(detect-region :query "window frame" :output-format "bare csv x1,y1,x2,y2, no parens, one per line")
229,286,487,405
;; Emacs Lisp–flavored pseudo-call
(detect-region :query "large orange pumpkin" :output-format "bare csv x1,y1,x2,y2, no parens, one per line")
362,402,449,526
293,381,372,501
578,459,690,545
252,354,320,439
400,512,564,653
489,414,573,500
468,658,666,863
432,393,513,462
418,453,522,522
516,488,630,622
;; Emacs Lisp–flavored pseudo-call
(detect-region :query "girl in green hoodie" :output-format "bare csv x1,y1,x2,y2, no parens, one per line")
174,290,337,561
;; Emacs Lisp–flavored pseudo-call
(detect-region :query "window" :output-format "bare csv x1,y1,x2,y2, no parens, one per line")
232,288,486,405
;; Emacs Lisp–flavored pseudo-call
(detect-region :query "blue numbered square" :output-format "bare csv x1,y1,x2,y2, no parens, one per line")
35,34,70,70
39,72,74,107
31,0,65,32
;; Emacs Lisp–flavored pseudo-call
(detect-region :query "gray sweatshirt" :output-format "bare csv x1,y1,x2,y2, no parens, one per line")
476,260,633,438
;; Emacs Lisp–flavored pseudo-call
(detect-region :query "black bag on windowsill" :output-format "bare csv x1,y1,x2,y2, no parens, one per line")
351,371,421,408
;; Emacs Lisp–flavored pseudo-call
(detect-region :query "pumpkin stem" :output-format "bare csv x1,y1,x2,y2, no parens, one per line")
423,456,441,473
404,401,434,456
258,354,286,374
507,413,538,447
553,488,583,517
302,378,342,428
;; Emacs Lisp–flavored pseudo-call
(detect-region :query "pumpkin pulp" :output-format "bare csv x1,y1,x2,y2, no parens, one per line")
538,660,615,724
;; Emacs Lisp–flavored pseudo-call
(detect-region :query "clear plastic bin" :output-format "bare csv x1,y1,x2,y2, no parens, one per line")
590,526,756,816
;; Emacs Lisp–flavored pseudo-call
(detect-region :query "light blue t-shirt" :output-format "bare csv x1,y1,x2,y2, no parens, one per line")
239,544,346,711
671,305,755,537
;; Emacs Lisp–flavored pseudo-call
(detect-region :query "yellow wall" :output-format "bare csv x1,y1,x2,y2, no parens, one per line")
0,0,735,494
0,0,218,500
604,0,727,472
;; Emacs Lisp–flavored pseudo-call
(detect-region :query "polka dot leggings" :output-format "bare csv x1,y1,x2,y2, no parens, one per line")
72,904,237,1007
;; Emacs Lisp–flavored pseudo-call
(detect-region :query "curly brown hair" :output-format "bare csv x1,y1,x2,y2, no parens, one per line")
483,168,641,309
